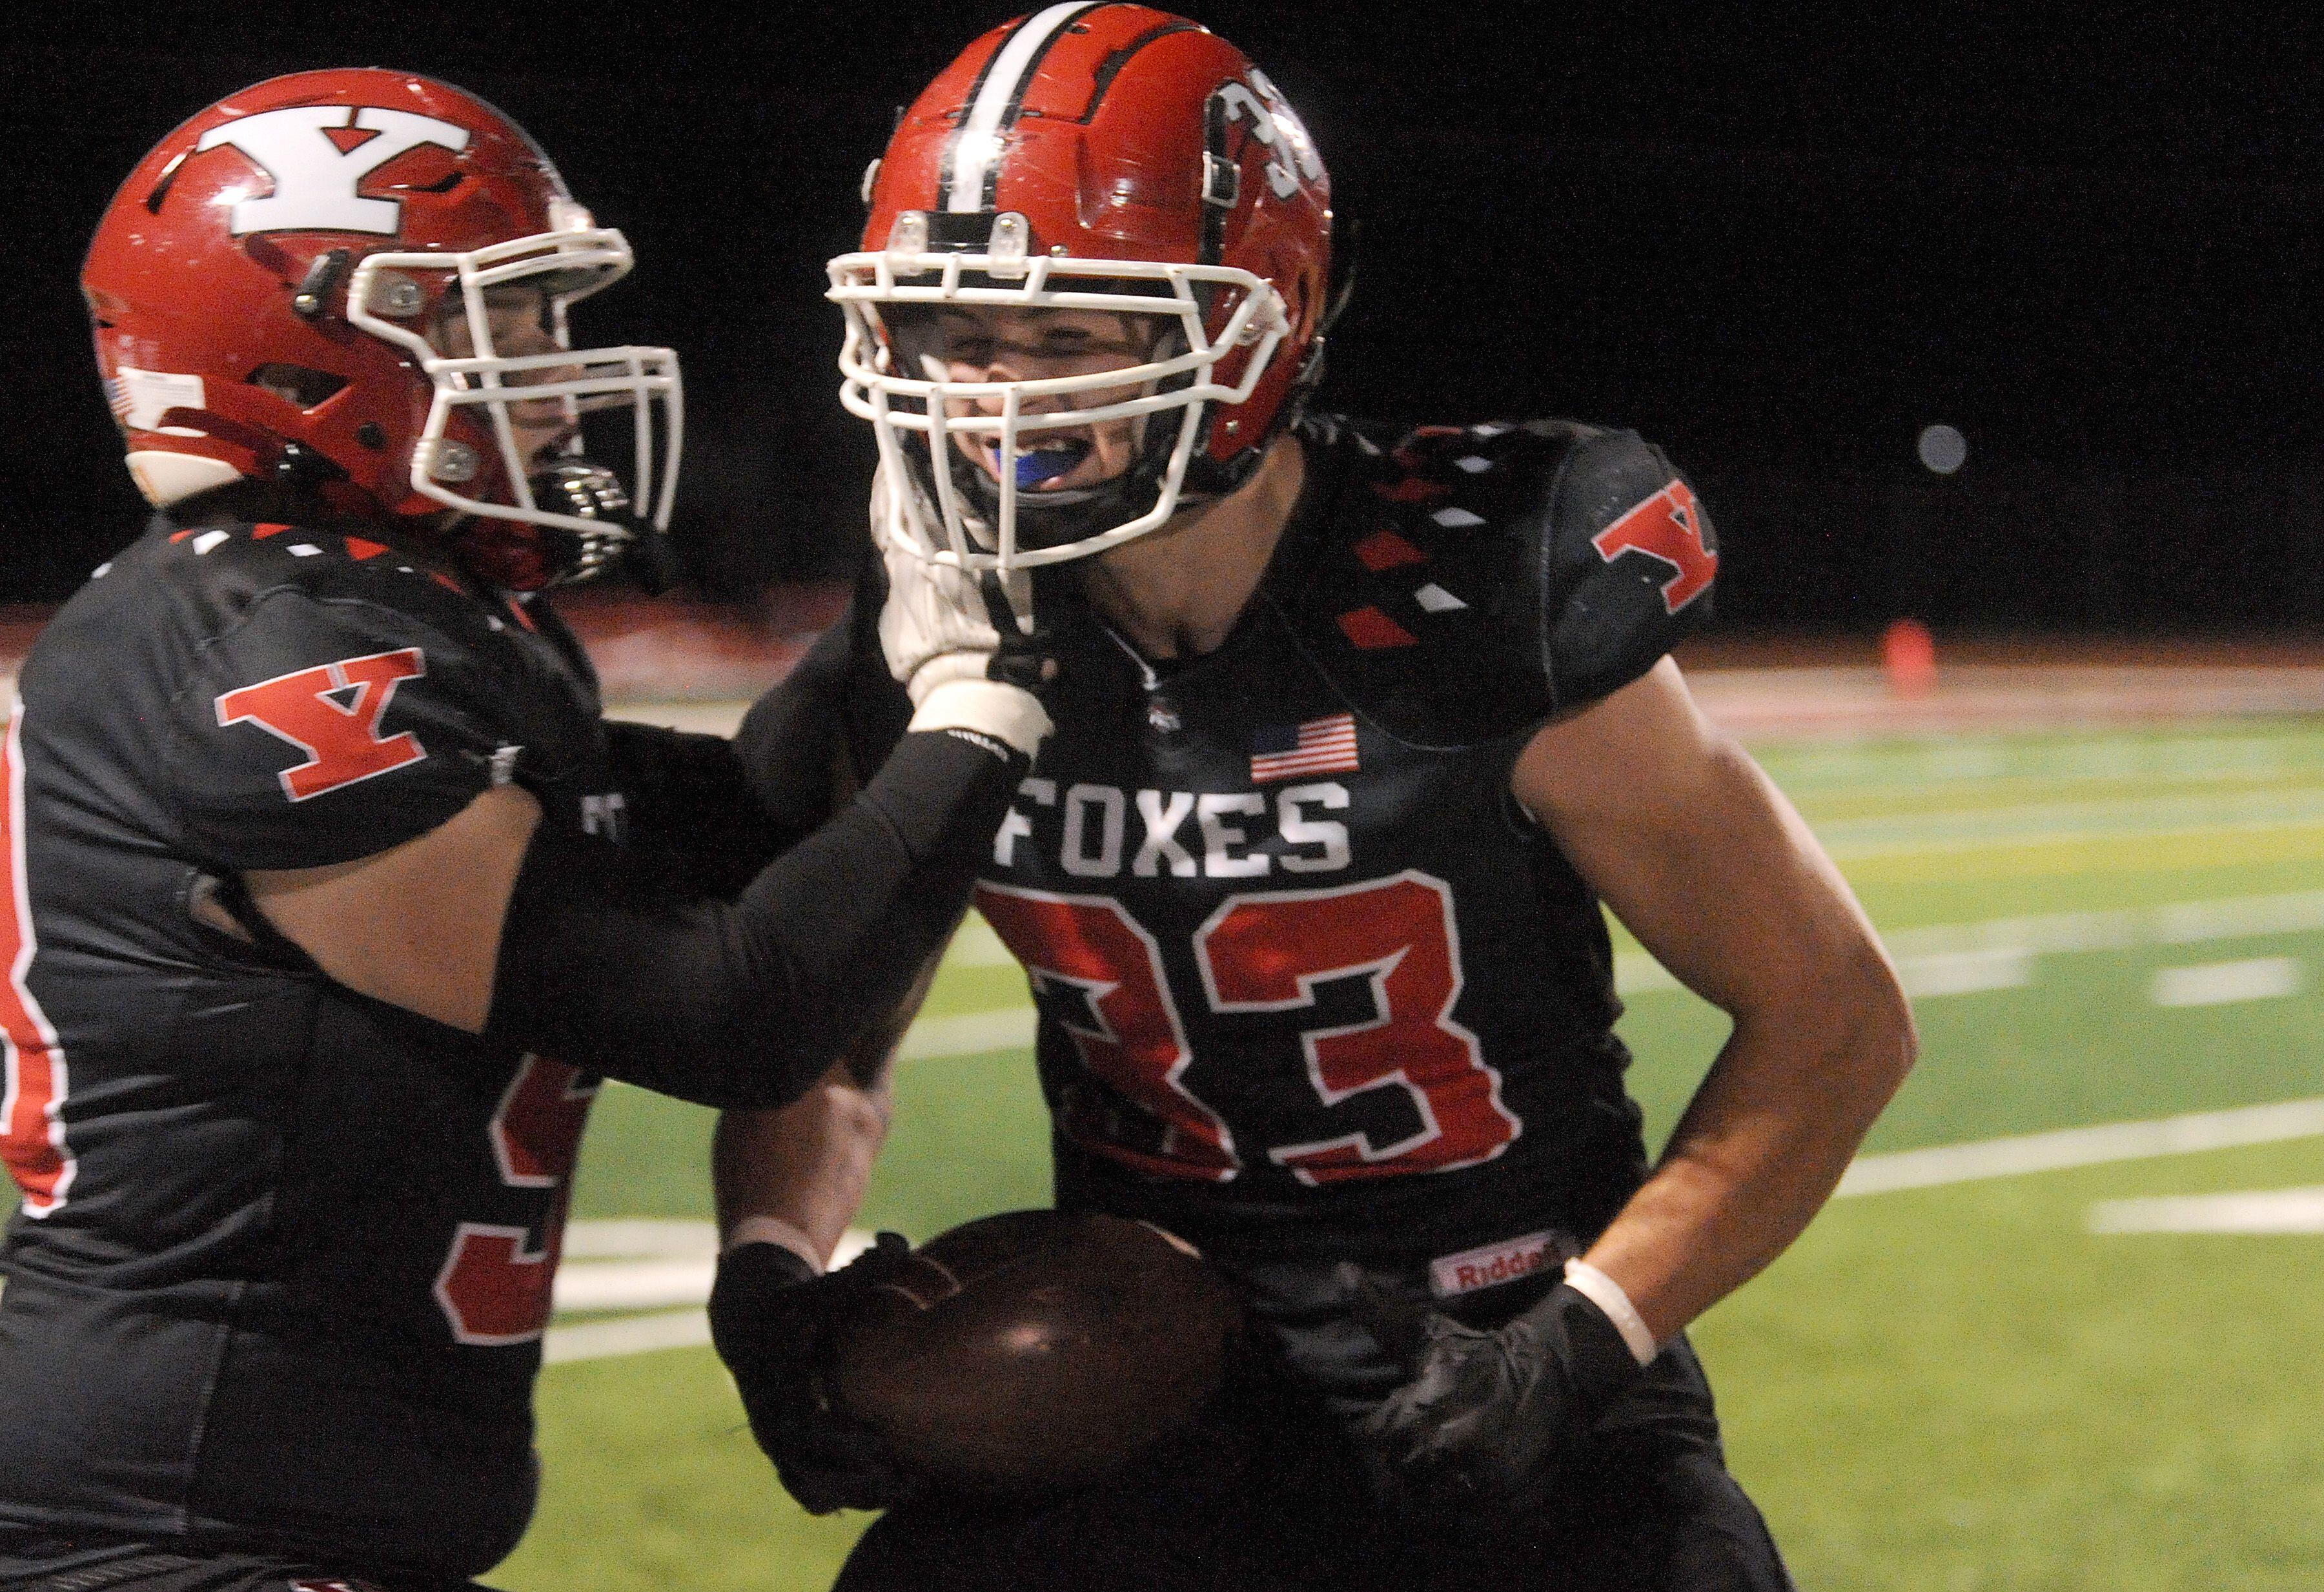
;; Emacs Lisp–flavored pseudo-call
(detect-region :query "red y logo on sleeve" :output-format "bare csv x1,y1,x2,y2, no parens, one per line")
215,648,429,801
1591,480,1717,614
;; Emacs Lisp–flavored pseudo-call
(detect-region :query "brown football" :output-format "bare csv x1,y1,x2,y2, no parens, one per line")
828,1209,1243,1496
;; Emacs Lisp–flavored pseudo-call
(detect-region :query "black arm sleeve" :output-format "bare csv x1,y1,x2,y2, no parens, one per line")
731,560,914,828
485,726,1019,1110
600,720,793,899
731,618,858,838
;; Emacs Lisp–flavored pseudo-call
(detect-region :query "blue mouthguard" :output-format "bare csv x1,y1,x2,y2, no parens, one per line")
1014,438,1092,489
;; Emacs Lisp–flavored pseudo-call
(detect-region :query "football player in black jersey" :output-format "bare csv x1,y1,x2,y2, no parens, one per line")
0,69,1055,1592
707,8,1920,1592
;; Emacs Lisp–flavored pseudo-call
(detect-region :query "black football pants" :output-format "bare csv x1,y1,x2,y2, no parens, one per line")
833,1334,1793,1592
0,1537,496,1592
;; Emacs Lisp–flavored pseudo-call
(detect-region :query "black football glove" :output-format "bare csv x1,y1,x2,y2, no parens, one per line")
1345,1267,1646,1516
706,1232,923,1515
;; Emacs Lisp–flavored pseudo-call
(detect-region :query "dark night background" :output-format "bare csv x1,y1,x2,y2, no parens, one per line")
5,3,2320,633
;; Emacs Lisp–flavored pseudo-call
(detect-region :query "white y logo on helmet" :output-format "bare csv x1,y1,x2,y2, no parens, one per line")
1214,73,1325,202
196,107,473,236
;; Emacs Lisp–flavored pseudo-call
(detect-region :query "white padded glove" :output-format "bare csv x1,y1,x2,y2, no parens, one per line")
871,473,1052,758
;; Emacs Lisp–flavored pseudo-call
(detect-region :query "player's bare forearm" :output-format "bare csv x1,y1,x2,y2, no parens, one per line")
1512,658,1917,1343
711,946,944,1264
715,1062,893,1269
838,941,946,1090
1584,948,1914,1340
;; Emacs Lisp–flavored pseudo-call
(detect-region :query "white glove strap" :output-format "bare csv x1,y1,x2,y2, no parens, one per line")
1562,1258,1660,1367
904,650,993,707
908,677,1052,759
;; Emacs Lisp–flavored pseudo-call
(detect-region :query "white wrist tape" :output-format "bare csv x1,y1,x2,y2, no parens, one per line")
908,676,1052,759
1562,1258,1660,1367
724,1215,825,1275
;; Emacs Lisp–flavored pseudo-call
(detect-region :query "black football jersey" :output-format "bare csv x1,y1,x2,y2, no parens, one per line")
0,518,624,1577
823,417,1717,1338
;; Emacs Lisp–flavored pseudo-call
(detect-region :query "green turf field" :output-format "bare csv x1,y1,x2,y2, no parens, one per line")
515,717,2324,1592
19,715,2324,1588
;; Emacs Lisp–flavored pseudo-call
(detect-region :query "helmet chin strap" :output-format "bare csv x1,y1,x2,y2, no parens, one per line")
437,456,678,593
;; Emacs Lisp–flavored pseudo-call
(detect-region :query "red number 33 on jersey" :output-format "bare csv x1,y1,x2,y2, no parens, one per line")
976,871,1520,1187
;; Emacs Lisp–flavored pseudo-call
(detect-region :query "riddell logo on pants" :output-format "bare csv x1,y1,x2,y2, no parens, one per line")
1427,1230,1568,1298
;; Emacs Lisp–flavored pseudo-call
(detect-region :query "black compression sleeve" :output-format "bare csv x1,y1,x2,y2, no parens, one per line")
487,728,1020,1109
732,618,857,832
601,720,792,898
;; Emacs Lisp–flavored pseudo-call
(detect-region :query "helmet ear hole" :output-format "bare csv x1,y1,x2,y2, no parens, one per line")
247,364,347,411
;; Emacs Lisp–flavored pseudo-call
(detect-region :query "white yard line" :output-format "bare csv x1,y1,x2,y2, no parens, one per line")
2088,1187,2324,1234
944,912,1020,967
1835,1097,2324,1197
553,1258,715,1314
1885,890,2324,957
2149,957,2303,1008
543,1308,711,1365
1895,946,2033,997
560,1218,719,1258
548,1225,877,1345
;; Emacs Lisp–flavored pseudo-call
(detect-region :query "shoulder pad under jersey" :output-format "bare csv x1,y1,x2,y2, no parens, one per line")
87,519,598,870
1265,416,1718,749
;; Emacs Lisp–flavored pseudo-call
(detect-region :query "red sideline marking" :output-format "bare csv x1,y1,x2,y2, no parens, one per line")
0,711,72,1215
1590,480,1716,614
1337,606,1418,650
1354,529,1427,572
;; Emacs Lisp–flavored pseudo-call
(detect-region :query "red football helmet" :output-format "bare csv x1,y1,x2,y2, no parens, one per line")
828,5,1332,576
81,69,680,589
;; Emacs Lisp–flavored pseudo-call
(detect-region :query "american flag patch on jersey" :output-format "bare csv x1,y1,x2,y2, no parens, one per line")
1250,714,1359,783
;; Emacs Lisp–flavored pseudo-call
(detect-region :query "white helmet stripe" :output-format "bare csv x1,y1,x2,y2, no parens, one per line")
944,2,1105,213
